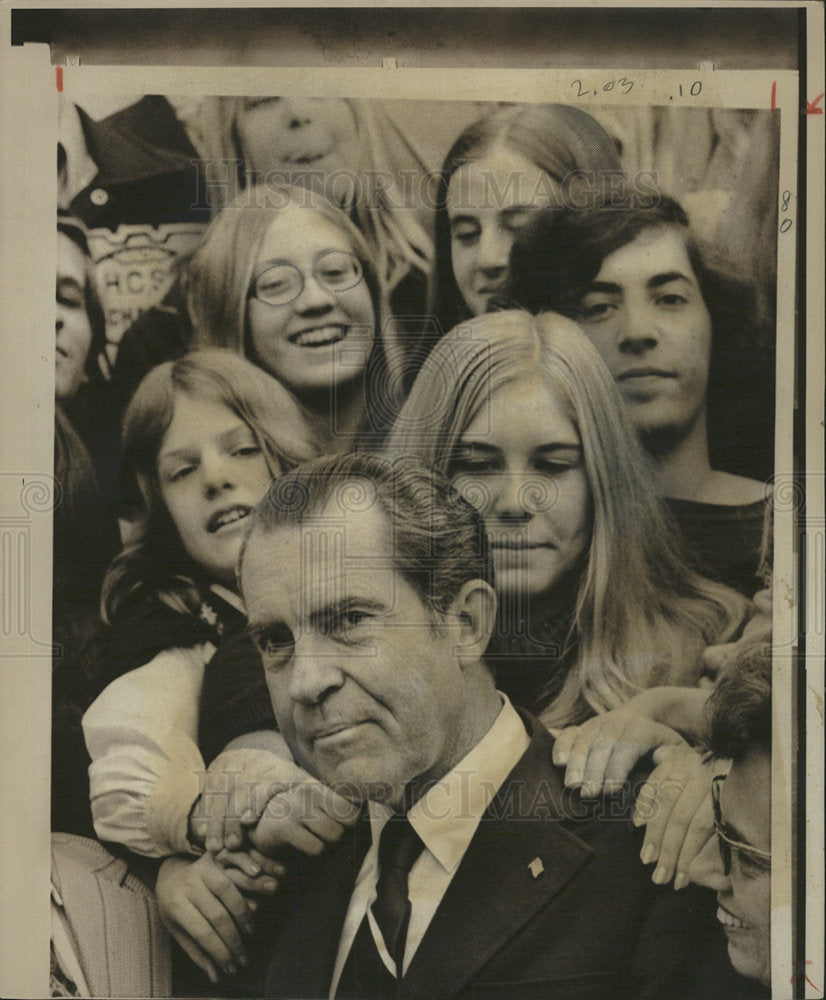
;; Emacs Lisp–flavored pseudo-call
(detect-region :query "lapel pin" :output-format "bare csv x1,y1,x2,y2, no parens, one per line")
528,857,544,879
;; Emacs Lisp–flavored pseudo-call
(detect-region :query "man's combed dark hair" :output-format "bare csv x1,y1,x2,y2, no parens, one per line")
244,452,494,619
707,643,772,761
505,193,774,482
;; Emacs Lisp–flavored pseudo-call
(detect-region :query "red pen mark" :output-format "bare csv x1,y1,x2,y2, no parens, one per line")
56,66,63,92
806,93,824,115
789,960,819,991
770,81,776,110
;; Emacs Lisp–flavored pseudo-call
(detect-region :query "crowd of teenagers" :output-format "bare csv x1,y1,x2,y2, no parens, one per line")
51,96,776,999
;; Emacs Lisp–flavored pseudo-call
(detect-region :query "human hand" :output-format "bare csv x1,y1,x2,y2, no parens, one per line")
248,774,361,858
633,746,718,890
155,851,279,983
702,591,772,681
192,748,318,854
551,707,688,797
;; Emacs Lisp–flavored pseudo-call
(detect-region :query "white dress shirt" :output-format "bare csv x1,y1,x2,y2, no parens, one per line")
329,694,531,998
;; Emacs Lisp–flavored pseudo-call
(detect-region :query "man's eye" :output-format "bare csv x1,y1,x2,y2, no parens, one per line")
736,853,771,879
258,630,294,661
341,610,369,629
656,293,688,308
579,300,615,321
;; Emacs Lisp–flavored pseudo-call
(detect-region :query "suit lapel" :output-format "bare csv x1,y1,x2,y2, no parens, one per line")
401,721,595,999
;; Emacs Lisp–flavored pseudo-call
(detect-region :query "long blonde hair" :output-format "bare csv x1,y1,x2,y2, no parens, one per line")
387,310,748,725
102,349,319,623
186,181,406,435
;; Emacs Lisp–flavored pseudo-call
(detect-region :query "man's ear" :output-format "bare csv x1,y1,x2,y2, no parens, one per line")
448,579,497,664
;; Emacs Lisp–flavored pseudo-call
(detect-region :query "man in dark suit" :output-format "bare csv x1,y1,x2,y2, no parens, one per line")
239,452,754,1000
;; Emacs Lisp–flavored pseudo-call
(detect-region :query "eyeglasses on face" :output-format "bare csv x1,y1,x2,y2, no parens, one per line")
711,773,772,877
250,250,364,307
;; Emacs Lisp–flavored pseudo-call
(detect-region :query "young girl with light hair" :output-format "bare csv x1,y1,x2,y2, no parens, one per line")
387,309,749,728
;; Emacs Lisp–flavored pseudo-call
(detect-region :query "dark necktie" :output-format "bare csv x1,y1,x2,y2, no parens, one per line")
371,813,425,980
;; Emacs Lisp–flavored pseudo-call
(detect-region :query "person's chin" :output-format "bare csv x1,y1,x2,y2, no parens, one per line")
726,935,770,986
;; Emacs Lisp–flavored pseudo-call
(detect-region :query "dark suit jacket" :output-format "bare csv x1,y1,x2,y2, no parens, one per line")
262,713,760,1000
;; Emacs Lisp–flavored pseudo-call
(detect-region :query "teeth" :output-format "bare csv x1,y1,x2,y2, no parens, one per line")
213,508,249,530
717,906,746,930
291,326,346,347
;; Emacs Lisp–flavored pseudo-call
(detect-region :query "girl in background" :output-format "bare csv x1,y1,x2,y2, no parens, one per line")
387,310,749,727
52,217,121,837
81,349,343,983
194,96,433,316
426,104,621,347
187,182,404,452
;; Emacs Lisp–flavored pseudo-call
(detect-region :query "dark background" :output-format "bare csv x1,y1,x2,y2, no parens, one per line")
12,6,799,70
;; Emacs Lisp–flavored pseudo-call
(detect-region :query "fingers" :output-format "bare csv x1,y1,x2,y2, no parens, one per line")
595,740,651,795
202,750,308,853
214,849,285,895
201,771,250,854
672,799,715,890
214,847,286,879
555,717,685,797
157,858,252,978
251,810,328,857
552,725,579,767
167,921,222,985
248,775,359,857
222,866,282,896
180,895,246,973
247,847,287,877
635,750,708,887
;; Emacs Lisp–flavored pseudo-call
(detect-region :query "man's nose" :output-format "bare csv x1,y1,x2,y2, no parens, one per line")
688,835,732,893
617,303,661,355
290,637,345,706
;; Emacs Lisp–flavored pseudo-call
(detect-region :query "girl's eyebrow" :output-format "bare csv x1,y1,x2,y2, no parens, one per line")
159,422,253,462
534,442,583,454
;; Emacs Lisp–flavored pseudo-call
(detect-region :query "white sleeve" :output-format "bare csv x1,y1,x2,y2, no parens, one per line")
82,643,216,857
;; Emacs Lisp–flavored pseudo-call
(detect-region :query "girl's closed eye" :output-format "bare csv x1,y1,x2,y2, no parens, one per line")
452,223,480,246
534,458,579,476
448,447,503,477
165,462,197,484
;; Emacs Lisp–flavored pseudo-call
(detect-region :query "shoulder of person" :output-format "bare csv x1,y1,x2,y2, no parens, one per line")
704,471,767,507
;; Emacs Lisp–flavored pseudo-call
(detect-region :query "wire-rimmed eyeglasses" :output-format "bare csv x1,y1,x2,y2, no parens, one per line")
711,773,771,876
250,250,364,307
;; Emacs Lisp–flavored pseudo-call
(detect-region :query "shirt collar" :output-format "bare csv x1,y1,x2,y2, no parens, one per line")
209,582,244,613
368,694,530,875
